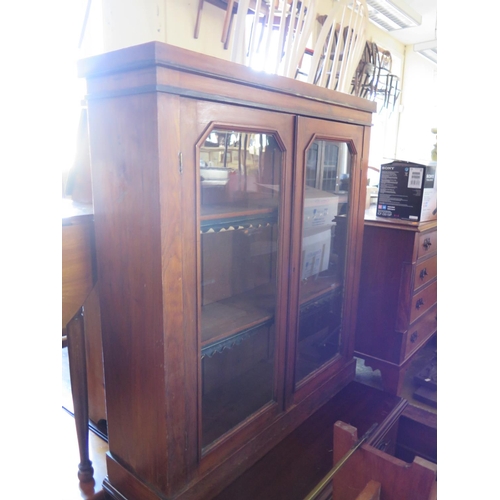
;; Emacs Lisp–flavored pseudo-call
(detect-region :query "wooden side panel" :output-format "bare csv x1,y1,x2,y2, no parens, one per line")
332,422,436,500
83,285,107,425
355,480,381,500
157,93,198,490
355,225,415,363
62,218,94,328
87,92,170,492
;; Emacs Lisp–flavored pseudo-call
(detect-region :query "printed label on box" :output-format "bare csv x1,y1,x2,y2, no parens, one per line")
376,162,427,221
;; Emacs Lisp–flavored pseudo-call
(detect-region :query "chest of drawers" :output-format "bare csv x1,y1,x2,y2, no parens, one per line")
354,218,437,395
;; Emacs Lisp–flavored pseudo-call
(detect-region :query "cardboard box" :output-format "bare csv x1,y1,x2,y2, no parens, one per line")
303,185,339,229
376,161,437,222
301,226,332,280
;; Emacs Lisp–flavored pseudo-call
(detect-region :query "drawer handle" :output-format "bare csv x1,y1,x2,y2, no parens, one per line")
423,238,432,250
410,331,418,343
419,268,428,280
416,298,424,309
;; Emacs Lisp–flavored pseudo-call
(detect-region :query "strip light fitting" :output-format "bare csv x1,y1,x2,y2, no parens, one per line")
365,0,422,31
414,40,437,64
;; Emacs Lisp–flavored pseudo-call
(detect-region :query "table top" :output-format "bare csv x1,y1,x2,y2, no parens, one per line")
364,204,437,232
62,198,93,225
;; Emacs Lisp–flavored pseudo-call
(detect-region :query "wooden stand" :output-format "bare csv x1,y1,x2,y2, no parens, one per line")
355,217,437,395
66,309,94,483
62,201,96,483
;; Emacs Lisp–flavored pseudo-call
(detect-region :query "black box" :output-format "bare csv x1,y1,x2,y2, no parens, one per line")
376,161,437,222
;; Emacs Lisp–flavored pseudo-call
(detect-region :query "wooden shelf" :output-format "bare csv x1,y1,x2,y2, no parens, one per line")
299,276,342,307
200,204,278,233
201,283,276,357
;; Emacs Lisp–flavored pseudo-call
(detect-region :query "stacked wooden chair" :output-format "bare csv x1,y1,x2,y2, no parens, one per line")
195,0,368,95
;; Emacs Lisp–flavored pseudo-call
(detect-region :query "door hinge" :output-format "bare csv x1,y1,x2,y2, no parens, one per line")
178,152,183,174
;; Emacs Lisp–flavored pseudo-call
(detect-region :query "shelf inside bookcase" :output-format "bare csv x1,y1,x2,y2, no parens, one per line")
299,277,342,307
200,204,278,233
201,283,276,357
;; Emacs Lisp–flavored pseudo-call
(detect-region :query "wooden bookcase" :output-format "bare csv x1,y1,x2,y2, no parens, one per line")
79,41,376,500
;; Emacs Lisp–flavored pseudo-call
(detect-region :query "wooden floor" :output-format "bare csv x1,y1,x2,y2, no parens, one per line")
61,339,437,499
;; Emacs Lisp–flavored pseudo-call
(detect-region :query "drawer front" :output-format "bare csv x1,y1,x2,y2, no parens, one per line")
417,230,437,260
414,255,437,292
404,304,437,359
410,280,437,324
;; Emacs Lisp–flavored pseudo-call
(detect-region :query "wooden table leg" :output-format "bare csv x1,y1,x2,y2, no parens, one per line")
67,307,94,483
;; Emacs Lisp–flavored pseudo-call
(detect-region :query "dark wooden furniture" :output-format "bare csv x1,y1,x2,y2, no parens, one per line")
214,382,405,500
62,199,96,483
355,216,437,395
79,41,376,500
331,410,437,500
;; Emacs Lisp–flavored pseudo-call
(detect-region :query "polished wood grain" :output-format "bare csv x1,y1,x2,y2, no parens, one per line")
62,200,97,484
62,206,94,329
80,42,376,500
213,382,403,500
82,285,107,426
61,409,108,500
355,219,437,395
66,311,94,482
355,480,381,500
332,420,437,500
77,42,376,117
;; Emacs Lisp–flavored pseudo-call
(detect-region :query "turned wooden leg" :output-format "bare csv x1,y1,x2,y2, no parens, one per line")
67,307,94,483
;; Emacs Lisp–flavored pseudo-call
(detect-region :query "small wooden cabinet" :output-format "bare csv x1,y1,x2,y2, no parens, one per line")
355,216,437,395
79,42,375,500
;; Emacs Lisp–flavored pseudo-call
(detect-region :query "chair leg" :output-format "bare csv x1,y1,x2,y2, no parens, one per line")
67,307,94,483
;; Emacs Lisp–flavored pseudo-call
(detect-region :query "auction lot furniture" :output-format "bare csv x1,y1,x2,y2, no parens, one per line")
355,216,437,395
79,41,379,500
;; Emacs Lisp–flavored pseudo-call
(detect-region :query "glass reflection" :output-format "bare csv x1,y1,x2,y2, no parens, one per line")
199,130,282,449
295,140,351,385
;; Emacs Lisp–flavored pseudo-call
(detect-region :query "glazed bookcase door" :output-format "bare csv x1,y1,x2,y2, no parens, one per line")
181,99,294,459
287,117,365,404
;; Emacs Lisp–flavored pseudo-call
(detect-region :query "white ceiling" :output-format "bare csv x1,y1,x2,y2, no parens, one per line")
382,0,437,46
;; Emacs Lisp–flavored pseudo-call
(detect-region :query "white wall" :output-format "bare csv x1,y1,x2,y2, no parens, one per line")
396,48,437,164
101,0,166,52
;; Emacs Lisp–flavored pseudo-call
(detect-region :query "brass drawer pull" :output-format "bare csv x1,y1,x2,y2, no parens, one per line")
416,298,424,309
419,268,428,280
423,238,432,250
410,331,418,343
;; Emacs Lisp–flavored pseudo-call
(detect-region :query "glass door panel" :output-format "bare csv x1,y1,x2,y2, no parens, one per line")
199,129,283,449
295,139,351,385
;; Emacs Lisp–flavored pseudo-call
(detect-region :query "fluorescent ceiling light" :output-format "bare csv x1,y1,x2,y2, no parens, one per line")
414,40,437,64
365,0,422,31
